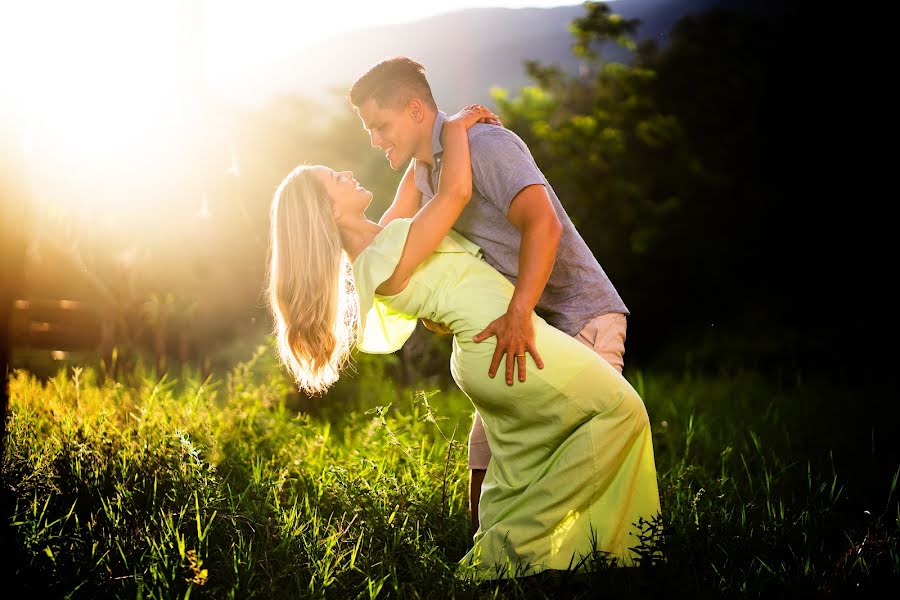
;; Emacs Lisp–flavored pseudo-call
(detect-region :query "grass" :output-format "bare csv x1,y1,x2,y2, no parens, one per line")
1,343,898,598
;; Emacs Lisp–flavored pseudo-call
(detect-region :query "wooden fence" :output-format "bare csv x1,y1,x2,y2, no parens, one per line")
10,299,104,356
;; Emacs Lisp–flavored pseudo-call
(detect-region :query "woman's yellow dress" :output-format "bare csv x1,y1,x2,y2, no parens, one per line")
352,218,662,580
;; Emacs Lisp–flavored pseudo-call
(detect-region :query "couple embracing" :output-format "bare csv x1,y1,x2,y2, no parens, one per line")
267,57,662,580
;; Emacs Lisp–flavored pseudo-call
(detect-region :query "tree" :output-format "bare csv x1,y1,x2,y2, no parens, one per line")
492,1,855,371
493,2,691,365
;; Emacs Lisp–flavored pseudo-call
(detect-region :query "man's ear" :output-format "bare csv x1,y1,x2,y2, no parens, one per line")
408,98,425,123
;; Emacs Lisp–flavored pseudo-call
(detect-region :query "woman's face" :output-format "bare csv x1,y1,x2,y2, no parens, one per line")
310,166,373,219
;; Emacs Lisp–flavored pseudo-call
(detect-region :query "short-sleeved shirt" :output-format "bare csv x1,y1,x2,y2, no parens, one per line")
413,111,628,336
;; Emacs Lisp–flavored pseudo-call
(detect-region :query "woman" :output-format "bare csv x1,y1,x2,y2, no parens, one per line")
267,105,662,580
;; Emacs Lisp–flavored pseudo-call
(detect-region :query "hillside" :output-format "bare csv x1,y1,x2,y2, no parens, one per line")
216,0,742,111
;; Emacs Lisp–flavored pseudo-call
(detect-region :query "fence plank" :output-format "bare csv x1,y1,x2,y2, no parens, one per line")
10,299,103,351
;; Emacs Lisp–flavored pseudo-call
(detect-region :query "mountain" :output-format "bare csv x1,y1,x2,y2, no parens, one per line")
215,0,746,112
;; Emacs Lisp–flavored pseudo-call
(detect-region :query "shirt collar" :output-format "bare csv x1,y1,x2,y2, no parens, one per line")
430,111,447,158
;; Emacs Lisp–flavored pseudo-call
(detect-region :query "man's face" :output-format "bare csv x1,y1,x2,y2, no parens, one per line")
357,98,421,170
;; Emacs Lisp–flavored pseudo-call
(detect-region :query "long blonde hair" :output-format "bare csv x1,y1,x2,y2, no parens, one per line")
267,165,358,395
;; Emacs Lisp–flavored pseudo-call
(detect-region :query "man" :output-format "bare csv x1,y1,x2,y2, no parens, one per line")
348,57,629,534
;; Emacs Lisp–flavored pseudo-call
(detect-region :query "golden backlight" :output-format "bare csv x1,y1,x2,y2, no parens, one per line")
3,2,193,186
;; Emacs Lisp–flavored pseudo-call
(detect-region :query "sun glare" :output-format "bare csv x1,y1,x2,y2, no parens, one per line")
2,1,200,211
1,0,576,217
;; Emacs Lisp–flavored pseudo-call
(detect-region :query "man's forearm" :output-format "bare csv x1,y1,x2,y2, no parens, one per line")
379,160,421,226
508,219,562,315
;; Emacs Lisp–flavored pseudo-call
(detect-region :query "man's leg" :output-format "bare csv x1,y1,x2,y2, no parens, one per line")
467,312,628,534
468,410,491,535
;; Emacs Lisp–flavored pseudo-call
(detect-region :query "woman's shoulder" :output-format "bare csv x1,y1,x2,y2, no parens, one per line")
353,218,411,267
376,217,413,246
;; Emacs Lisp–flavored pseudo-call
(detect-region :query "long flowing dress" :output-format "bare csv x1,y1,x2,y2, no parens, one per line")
352,218,662,580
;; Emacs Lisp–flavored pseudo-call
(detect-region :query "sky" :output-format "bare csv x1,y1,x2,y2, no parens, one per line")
1,0,585,101
0,0,593,158
204,0,584,83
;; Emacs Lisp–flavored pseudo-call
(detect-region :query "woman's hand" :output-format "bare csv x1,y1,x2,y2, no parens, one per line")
446,104,502,130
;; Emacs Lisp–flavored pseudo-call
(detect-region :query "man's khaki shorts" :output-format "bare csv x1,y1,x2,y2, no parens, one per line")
467,312,627,470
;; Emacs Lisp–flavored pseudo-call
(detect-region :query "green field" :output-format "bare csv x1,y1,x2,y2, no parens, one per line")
2,345,897,598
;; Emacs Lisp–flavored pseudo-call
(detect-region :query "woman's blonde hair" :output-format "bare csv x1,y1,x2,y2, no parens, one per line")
267,165,358,395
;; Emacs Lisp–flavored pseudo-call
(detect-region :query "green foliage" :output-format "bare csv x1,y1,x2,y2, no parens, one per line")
2,351,897,597
489,1,857,369
569,3,640,57
1,354,476,599
494,3,682,272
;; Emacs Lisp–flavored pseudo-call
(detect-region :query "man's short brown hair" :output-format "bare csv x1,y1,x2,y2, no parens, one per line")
348,57,437,111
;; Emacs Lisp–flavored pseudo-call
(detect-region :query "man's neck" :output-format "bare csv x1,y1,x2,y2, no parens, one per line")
413,112,439,167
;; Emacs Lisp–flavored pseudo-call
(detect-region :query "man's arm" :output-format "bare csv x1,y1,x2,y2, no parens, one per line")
473,184,562,384
378,160,421,226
